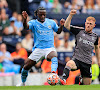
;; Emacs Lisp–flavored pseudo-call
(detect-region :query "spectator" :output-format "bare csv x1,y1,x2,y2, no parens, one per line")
0,0,12,18
77,0,84,7
54,34,61,49
21,33,33,51
60,32,75,48
63,1,71,14
0,43,4,73
0,9,10,34
0,43,20,74
65,56,70,63
14,14,23,36
0,34,4,44
11,42,28,70
49,0,54,3
66,0,81,14
3,17,21,36
57,40,73,52
82,0,95,14
11,12,18,21
0,63,4,72
52,0,62,13
39,0,53,13
94,0,100,13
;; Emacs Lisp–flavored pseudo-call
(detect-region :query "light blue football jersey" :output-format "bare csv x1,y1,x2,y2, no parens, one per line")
27,18,59,50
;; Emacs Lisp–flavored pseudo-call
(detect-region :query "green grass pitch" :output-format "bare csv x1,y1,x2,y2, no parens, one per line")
0,85,100,90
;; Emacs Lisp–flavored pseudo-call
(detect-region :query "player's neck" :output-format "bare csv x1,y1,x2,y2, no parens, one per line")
37,19,45,23
85,30,92,34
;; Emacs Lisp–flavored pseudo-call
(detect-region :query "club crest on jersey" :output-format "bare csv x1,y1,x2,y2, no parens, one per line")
48,25,51,29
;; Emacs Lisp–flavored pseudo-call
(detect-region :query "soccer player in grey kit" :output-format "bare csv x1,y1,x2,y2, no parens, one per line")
60,9,100,85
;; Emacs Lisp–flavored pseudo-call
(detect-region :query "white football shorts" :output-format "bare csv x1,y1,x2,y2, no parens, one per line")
28,47,57,63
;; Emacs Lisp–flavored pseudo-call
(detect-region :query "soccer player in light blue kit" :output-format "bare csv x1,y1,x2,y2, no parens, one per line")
17,7,65,86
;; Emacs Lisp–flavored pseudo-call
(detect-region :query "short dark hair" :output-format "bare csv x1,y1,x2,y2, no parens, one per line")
34,7,46,17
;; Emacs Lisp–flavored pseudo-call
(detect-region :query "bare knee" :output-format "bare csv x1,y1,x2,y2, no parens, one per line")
66,62,73,68
66,60,77,69
83,78,91,85
24,59,36,70
47,51,57,60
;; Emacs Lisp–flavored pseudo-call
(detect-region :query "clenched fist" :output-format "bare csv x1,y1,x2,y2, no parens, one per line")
22,11,28,20
70,9,77,16
60,19,65,26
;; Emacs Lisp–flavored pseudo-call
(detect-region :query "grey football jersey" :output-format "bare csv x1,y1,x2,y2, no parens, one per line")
70,25,98,64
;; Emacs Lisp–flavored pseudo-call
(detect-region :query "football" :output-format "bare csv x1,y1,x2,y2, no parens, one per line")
47,73,60,85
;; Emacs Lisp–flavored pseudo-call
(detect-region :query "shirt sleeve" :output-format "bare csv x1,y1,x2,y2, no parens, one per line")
70,25,84,35
94,36,98,45
27,20,34,30
52,20,59,32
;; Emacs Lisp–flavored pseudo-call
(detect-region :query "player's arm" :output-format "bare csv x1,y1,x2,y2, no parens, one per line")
22,11,29,30
64,9,77,30
94,45,100,66
56,19,65,34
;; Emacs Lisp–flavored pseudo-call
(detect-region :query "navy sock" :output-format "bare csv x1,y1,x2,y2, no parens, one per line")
62,66,71,80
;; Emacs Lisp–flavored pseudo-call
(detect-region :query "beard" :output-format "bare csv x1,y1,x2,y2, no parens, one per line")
85,28,92,33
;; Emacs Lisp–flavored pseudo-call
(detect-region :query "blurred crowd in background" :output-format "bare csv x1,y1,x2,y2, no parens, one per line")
0,0,100,85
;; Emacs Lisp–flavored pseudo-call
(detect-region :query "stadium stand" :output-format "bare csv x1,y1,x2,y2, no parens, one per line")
0,0,100,86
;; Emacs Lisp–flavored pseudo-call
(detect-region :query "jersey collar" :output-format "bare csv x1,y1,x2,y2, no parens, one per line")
36,18,47,24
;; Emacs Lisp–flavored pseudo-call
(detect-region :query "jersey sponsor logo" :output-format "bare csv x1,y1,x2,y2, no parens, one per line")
37,30,52,35
79,37,94,46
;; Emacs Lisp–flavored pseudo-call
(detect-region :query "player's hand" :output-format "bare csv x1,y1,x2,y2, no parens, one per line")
22,11,28,20
60,18,65,26
70,9,77,16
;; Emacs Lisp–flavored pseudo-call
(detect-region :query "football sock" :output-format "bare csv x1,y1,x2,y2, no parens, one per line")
21,68,28,83
62,66,71,80
51,57,58,72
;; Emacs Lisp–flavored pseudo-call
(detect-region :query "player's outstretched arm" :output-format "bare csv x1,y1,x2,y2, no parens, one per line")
94,45,100,66
64,9,77,31
22,11,29,30
56,19,65,34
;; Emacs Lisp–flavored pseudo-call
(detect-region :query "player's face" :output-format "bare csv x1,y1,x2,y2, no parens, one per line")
37,10,46,23
85,20,95,33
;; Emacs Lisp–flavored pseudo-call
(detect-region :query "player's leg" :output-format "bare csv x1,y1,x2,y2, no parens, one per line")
16,59,36,86
82,77,91,85
17,48,44,86
21,59,36,84
62,60,77,81
80,62,92,85
60,59,79,85
47,51,58,73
